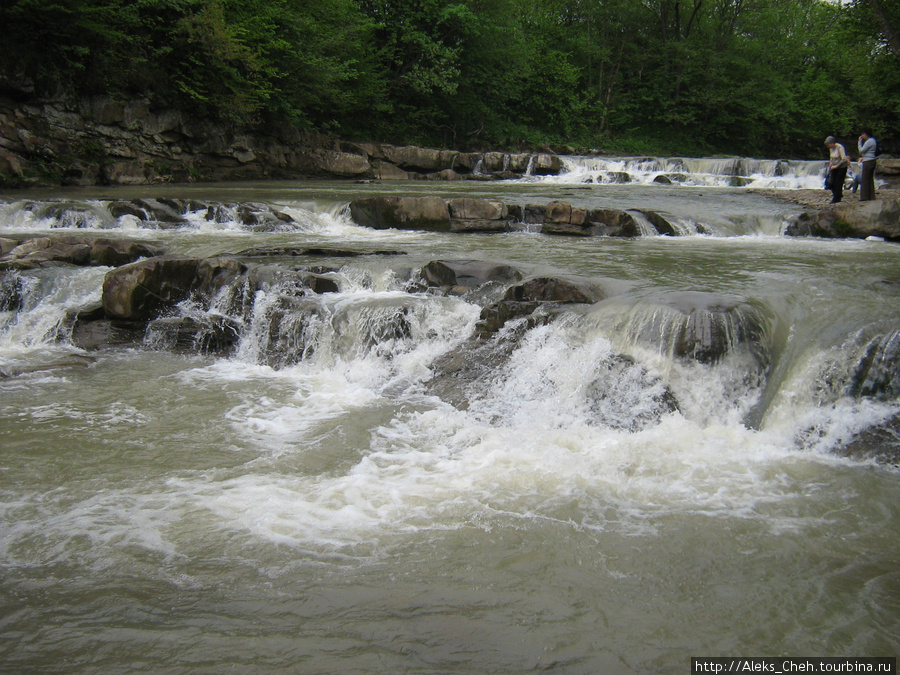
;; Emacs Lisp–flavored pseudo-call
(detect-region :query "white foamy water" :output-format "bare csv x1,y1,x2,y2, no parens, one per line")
1,181,898,672
533,155,830,189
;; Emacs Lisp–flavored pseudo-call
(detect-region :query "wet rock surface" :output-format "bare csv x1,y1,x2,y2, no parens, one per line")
837,415,900,465
348,196,682,237
0,235,164,270
102,256,247,321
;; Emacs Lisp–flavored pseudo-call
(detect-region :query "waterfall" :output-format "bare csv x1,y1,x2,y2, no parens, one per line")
0,266,106,376
541,155,831,189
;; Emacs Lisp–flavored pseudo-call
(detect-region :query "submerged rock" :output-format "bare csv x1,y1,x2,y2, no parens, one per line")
70,314,152,350
0,353,97,378
837,415,900,465
671,294,771,366
0,270,23,311
146,315,243,355
583,354,679,431
613,291,773,368
427,311,679,429
843,330,900,401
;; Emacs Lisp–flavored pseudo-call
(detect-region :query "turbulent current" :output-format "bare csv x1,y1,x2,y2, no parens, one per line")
1,158,898,673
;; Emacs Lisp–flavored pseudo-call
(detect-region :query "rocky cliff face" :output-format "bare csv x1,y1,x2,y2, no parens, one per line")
0,95,562,187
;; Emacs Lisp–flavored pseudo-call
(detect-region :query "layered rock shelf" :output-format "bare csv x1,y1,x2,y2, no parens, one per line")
0,195,689,237
785,196,900,241
349,195,687,236
0,95,563,186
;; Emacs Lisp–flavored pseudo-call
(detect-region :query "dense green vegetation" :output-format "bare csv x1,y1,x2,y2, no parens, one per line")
1,0,897,156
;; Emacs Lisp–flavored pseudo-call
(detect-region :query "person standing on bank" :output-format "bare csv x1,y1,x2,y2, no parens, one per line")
825,136,850,204
858,128,878,201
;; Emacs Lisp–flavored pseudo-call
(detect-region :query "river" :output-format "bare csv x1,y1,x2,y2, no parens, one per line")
1,157,898,673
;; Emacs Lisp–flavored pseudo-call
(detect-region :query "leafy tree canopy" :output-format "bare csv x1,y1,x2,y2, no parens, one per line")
0,0,896,156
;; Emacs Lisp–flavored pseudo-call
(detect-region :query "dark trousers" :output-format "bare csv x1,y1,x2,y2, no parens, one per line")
860,160,876,201
829,165,847,203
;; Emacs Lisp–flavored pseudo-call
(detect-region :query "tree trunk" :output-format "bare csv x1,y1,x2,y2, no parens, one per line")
867,0,900,63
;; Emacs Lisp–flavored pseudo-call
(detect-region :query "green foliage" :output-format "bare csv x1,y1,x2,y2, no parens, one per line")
0,0,896,155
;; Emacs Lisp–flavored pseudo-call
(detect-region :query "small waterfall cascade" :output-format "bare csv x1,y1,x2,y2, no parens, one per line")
0,198,330,233
3,247,894,454
0,266,106,375
625,210,666,237
544,155,830,189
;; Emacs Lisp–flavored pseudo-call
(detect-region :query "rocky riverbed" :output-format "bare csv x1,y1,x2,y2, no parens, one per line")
752,183,900,209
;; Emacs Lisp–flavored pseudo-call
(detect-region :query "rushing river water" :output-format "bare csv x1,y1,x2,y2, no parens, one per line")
1,158,898,673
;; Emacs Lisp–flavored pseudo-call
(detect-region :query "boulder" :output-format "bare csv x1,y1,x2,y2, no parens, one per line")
586,209,641,237
639,210,678,236
837,414,900,465
448,198,507,221
235,202,295,231
785,197,900,240
504,277,604,304
507,154,532,173
424,332,525,409
128,198,187,226
89,238,166,266
371,161,409,180
453,153,482,173
876,159,900,176
349,196,451,231
102,255,246,321
521,203,548,224
532,153,563,175
476,300,542,333
0,237,19,255
447,197,511,232
481,152,506,173
421,260,523,289
541,200,590,236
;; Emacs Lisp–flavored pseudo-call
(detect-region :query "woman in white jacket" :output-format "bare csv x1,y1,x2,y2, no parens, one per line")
825,136,850,204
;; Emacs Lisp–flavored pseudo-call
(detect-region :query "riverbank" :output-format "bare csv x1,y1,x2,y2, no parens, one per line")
752,184,900,209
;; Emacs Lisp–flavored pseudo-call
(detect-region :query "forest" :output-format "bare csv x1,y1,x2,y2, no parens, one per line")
0,0,898,158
